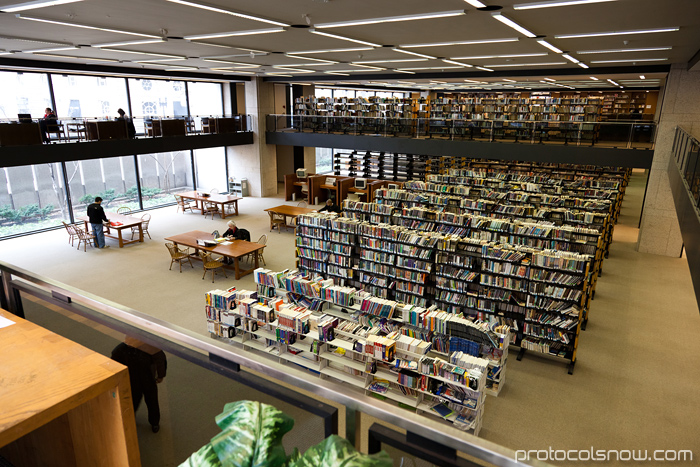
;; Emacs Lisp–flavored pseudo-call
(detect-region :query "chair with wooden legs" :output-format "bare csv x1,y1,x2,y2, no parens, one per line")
62,221,80,246
198,250,227,282
269,211,286,233
131,213,151,239
117,206,132,215
203,188,220,219
165,242,193,272
245,234,267,265
175,195,194,213
75,227,96,252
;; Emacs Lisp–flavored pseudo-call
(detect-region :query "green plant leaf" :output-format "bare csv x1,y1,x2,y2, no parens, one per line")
210,400,294,467
289,435,392,467
179,443,222,467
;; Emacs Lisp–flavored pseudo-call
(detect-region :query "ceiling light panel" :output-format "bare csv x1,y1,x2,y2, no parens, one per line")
392,49,437,59
555,27,679,39
100,48,185,59
451,53,547,60
401,38,518,48
184,28,286,40
514,0,617,9
536,40,563,54
464,0,487,7
288,47,374,54
353,59,427,64
315,10,466,28
0,0,84,13
486,62,567,67
591,58,668,63
491,13,537,38
17,15,161,38
576,46,672,54
164,0,289,26
308,30,381,47
93,39,165,48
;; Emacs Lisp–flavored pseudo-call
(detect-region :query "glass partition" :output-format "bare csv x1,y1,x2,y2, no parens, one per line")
51,74,129,120
187,81,223,132
128,78,188,133
194,147,227,193
137,151,194,208
0,71,52,120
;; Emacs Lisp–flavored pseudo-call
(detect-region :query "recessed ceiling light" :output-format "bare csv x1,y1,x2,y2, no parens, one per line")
487,62,566,67
184,28,286,40
555,27,679,39
288,47,374,54
0,0,85,12
17,15,161,38
561,53,579,63
577,46,672,54
591,58,668,63
401,38,518,48
309,30,381,47
514,0,617,9
491,13,537,38
442,59,473,67
315,10,466,28
589,76,599,80
164,0,289,26
640,75,645,79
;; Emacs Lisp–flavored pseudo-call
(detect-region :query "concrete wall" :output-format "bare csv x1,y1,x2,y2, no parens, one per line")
276,145,294,183
638,63,700,256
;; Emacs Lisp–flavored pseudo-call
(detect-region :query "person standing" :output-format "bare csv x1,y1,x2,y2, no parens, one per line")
87,196,110,249
111,337,167,433
116,108,136,139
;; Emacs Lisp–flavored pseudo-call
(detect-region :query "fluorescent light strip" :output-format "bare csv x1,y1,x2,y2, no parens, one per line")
591,58,668,63
561,53,579,63
309,30,381,47
209,69,256,74
430,81,447,84
32,52,117,61
590,76,599,80
536,40,563,54
1,0,84,12
392,70,416,74
284,55,338,64
165,66,200,70
391,49,436,60
25,46,78,53
349,64,385,70
502,78,517,82
133,58,187,62
577,46,672,54
607,79,619,86
101,48,185,59
353,58,426,64
464,79,483,83
396,80,416,84
491,13,537,38
17,15,161,38
203,59,261,66
556,27,679,39
322,69,380,73
324,72,351,75
93,39,165,48
184,28,285,40
315,10,466,28
164,0,288,26
272,68,315,73
289,47,374,54
640,75,645,79
543,77,556,82
486,62,567,67
401,37,518,48
475,66,494,71
442,59,473,67
514,0,617,9
451,53,547,60
577,62,589,68
396,66,464,70
464,0,487,7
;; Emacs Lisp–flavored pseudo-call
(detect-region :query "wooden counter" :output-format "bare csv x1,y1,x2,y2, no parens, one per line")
0,309,141,466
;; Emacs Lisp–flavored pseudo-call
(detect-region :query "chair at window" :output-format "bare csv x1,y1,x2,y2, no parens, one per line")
268,211,286,233
175,195,194,213
131,213,151,240
46,122,67,143
116,206,132,215
185,116,196,134
165,242,193,273
62,221,80,247
75,227,96,252
198,250,227,282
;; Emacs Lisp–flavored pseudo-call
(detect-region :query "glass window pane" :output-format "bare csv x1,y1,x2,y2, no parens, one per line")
138,151,194,208
52,75,129,120
316,88,332,98
66,157,139,220
356,90,374,99
0,71,52,120
376,91,393,99
187,82,223,133
194,147,227,193
316,148,333,174
128,78,188,133
0,164,68,238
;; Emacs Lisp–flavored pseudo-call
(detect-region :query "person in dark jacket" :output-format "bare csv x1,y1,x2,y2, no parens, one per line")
223,220,250,241
319,198,341,214
111,337,168,433
87,196,109,248
39,107,57,143
116,108,137,139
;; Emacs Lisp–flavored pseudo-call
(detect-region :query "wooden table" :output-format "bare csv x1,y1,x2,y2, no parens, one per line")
0,309,140,466
77,211,144,248
265,205,317,231
164,230,264,280
177,191,241,218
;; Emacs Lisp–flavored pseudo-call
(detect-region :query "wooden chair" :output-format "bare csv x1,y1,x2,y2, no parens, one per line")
75,227,96,252
198,250,227,282
250,234,267,266
131,213,151,239
46,122,67,142
62,221,80,246
269,211,286,233
297,201,308,208
203,188,220,219
165,242,193,272
175,195,194,213
116,206,131,215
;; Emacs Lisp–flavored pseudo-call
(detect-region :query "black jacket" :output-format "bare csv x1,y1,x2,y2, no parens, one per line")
87,203,108,224
319,203,341,214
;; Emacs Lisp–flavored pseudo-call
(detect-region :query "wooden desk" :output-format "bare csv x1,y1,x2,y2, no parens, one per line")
0,309,140,466
164,230,263,279
85,121,128,140
160,119,186,137
308,175,352,203
284,173,316,201
265,205,317,231
77,212,144,248
0,122,43,146
177,191,241,218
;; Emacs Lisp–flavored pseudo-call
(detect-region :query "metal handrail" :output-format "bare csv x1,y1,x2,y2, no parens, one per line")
0,260,546,467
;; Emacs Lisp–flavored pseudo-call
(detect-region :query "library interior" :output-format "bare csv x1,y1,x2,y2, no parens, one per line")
1,0,700,466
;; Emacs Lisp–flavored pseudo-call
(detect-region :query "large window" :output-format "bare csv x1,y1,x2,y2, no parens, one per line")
128,78,188,133
0,71,52,120
316,148,334,174
187,81,223,132
52,75,130,119
137,151,194,208
194,148,227,193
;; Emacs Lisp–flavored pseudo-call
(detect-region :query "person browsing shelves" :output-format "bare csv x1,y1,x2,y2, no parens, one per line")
87,196,110,249
319,198,341,214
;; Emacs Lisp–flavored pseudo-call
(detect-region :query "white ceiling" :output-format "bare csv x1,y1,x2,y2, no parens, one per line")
0,0,698,91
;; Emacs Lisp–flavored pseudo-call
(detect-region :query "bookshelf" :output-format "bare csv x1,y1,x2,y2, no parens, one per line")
333,151,428,182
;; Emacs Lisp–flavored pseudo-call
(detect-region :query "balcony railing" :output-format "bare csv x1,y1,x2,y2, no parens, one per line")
267,114,656,150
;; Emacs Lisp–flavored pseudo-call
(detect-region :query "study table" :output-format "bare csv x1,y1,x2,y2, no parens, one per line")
264,205,317,231
76,211,144,248
177,191,241,218
0,309,140,466
164,230,264,279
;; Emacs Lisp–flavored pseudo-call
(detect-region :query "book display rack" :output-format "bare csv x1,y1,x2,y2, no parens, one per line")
205,277,510,434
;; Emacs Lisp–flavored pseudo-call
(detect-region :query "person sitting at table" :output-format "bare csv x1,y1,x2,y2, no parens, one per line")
319,198,341,214
116,108,137,139
223,220,250,241
39,107,57,143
